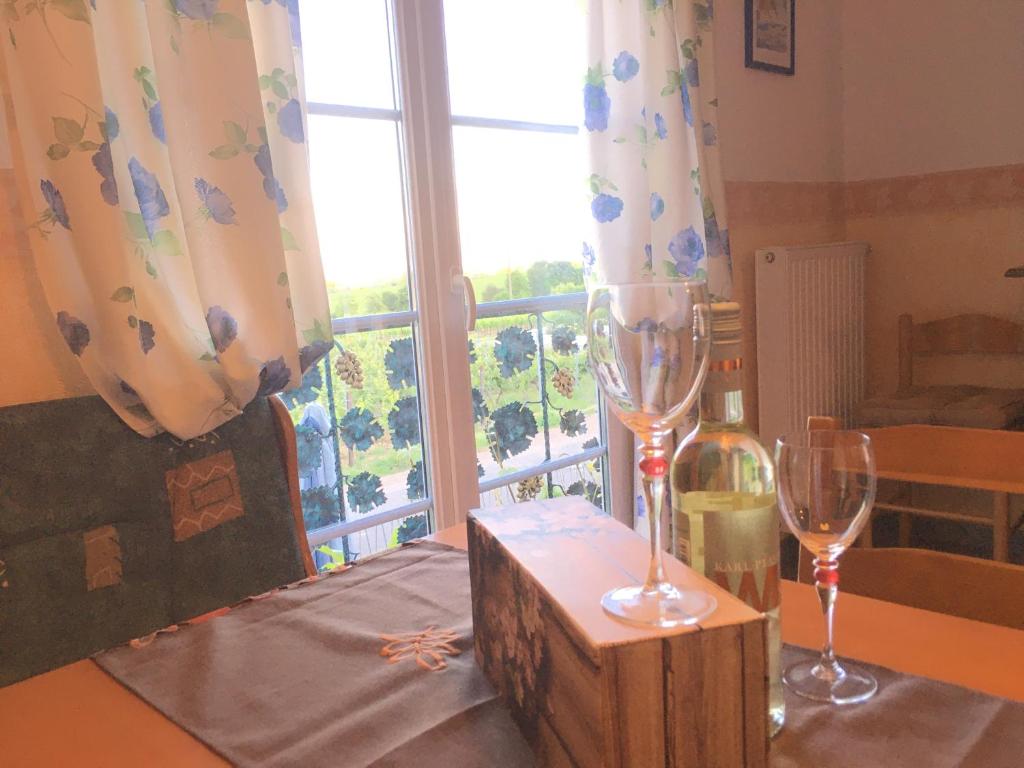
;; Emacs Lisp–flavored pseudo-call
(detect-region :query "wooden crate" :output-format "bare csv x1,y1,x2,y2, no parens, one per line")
468,497,768,767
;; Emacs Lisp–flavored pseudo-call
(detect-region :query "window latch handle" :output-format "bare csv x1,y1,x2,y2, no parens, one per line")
452,273,477,332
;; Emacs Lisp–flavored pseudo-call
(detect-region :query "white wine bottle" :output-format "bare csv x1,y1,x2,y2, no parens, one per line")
670,302,784,737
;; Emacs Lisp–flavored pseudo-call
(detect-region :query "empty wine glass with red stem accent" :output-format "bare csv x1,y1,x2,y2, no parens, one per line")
586,280,714,627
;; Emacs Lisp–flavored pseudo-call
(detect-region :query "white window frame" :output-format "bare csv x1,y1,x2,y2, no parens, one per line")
302,0,631,547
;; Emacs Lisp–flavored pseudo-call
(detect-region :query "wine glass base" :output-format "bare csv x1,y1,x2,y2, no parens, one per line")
783,658,878,705
600,584,717,628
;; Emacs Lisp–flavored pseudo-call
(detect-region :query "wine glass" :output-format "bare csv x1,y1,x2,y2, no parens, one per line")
586,280,714,627
775,430,878,704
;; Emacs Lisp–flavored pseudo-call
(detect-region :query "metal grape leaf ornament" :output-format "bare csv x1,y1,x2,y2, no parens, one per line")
494,327,537,378
488,402,538,462
551,325,579,355
279,362,322,409
406,460,425,500
560,409,587,437
384,337,417,389
347,471,386,513
396,514,429,544
294,423,325,476
567,480,603,508
388,396,422,449
338,407,384,452
472,388,489,423
300,486,340,531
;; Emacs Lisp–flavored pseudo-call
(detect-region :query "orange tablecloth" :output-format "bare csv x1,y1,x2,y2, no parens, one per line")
2,525,1023,767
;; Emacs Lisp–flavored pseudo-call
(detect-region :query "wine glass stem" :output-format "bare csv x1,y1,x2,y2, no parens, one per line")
640,444,668,593
813,557,841,674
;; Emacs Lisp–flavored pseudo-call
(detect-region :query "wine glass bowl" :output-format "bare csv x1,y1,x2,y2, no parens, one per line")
776,430,876,558
586,281,714,627
587,288,709,445
776,430,878,705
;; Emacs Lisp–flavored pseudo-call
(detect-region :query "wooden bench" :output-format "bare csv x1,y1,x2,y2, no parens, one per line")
864,425,1024,561
798,546,1024,630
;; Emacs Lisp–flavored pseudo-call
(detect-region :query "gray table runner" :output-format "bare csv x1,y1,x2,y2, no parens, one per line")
96,542,534,768
774,646,1024,767
97,542,1024,767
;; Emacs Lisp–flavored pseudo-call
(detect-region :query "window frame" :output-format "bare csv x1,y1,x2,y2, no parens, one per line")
300,0,631,548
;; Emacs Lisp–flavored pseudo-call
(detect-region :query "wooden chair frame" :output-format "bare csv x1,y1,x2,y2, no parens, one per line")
797,546,1024,630
897,312,1023,393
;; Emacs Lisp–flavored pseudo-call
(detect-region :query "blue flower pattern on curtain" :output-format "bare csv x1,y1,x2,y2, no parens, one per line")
583,0,732,299
0,0,331,439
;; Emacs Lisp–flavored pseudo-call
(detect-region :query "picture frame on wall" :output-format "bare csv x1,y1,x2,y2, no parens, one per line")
745,0,795,75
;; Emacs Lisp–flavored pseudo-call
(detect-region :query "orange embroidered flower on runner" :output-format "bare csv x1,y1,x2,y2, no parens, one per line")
379,626,462,672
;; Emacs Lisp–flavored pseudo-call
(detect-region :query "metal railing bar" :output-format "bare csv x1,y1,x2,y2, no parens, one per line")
332,310,418,335
478,444,607,494
475,292,587,319
534,312,554,496
307,103,401,122
306,498,433,548
451,114,579,135
330,293,587,334
304,103,579,136
309,444,606,547
320,353,352,560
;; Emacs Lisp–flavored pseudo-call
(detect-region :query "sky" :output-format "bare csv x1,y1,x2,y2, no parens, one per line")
298,0,588,289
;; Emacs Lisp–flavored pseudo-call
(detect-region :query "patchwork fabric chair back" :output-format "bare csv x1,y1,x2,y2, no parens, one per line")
0,395,311,686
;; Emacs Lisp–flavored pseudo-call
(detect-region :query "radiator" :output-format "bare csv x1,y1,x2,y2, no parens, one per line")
754,241,869,447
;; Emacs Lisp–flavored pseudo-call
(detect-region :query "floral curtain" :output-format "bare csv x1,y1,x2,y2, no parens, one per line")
0,0,331,439
583,0,732,299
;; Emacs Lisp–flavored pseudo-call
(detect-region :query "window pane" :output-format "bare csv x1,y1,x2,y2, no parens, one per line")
313,511,432,570
284,328,428,539
309,115,411,317
299,0,396,110
452,126,586,299
479,458,605,510
443,0,585,125
471,307,599,486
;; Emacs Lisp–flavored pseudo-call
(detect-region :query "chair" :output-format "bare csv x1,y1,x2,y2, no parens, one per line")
806,415,840,431
0,394,313,686
797,546,1024,631
857,313,1024,430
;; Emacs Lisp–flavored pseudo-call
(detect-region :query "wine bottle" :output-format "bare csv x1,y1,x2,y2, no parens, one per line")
670,302,784,736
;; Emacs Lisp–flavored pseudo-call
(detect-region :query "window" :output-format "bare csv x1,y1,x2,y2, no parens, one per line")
286,0,607,567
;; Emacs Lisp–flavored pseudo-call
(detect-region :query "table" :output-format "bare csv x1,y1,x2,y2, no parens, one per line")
2,524,1023,767
864,425,1024,560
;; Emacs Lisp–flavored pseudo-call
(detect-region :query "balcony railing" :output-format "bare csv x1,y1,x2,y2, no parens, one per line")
284,291,607,563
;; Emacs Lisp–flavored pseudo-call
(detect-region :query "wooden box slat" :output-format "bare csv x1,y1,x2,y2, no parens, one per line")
469,498,769,767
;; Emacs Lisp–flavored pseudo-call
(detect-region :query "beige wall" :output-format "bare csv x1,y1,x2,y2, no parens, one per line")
712,0,1024,421
842,0,1024,180
852,185,1024,397
712,0,846,427
840,0,1024,396
715,0,844,184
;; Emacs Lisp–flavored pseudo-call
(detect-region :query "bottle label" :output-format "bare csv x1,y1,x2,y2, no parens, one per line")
675,492,780,613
